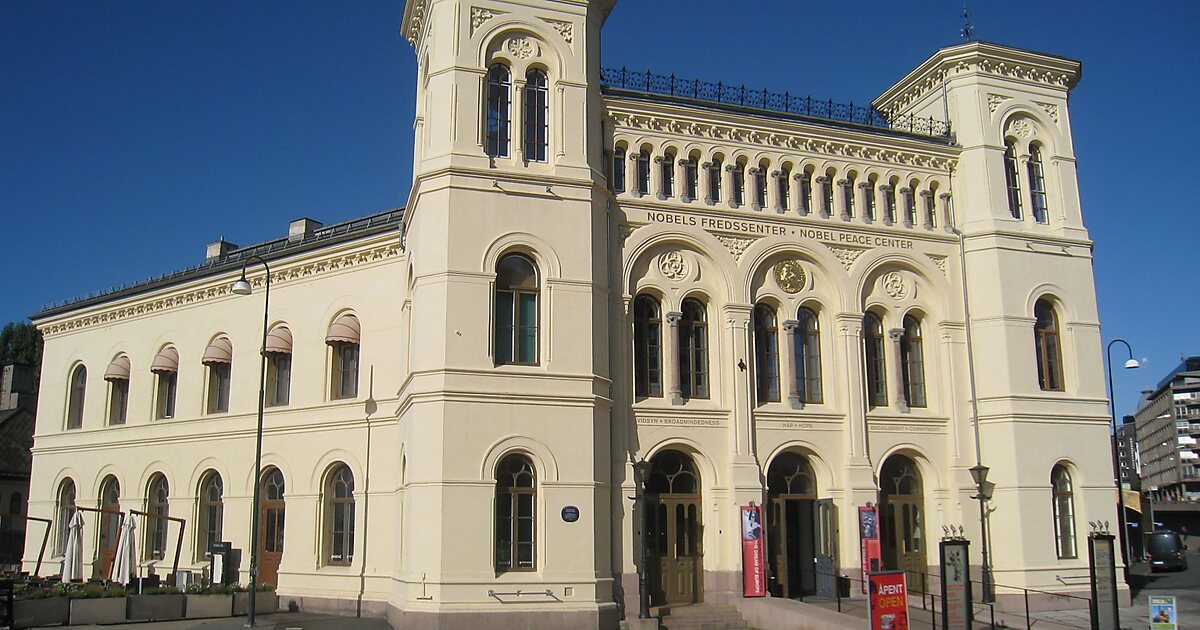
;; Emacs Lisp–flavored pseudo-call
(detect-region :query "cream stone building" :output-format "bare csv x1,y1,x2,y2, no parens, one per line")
23,1,1117,628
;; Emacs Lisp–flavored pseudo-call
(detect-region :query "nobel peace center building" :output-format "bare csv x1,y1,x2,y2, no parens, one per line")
24,1,1115,628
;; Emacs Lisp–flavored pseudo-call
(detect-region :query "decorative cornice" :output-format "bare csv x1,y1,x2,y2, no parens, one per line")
404,0,429,46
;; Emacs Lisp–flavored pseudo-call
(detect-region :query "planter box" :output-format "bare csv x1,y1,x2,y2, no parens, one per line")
69,596,127,625
128,593,186,621
185,593,234,619
13,597,70,629
233,591,277,616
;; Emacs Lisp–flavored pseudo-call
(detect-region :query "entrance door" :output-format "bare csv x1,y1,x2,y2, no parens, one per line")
880,455,927,592
257,468,286,587
813,498,838,598
646,450,702,605
95,476,120,579
766,452,818,599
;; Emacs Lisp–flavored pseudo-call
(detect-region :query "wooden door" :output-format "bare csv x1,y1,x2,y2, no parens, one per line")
880,456,926,592
257,469,286,587
650,496,702,604
95,477,120,579
813,498,838,598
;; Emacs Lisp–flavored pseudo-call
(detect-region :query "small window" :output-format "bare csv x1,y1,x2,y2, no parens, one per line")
202,337,233,414
265,326,293,407
706,160,722,202
145,475,169,560
633,295,662,398
612,148,626,192
923,191,937,228
325,464,355,565
495,454,536,571
753,168,767,209
495,254,539,365
777,170,790,211
104,355,131,426
903,187,916,226
523,69,548,162
800,171,812,214
660,153,675,198
1004,140,1022,219
864,179,877,220
1034,299,1064,391
884,184,897,223
821,176,834,216
66,365,86,430
732,165,745,206
753,304,780,403
679,298,709,399
844,176,856,218
863,313,887,407
901,315,927,408
196,471,223,561
635,151,651,196
327,315,361,399
1028,144,1049,224
151,346,179,420
485,64,511,158
796,307,822,404
55,479,75,556
1051,465,1076,559
683,158,698,200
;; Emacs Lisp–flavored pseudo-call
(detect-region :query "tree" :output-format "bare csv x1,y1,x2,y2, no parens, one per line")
0,321,42,368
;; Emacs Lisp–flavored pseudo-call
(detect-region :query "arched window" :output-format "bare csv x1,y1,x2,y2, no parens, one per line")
900,315,927,408
796,307,822,404
633,295,662,397
844,175,856,218
799,170,812,214
660,153,675,198
325,464,355,565
753,304,780,403
635,150,651,196
56,479,75,556
146,475,169,560
1034,300,1064,391
679,298,709,399
1028,144,1049,224
104,355,130,426
753,168,767,209
66,365,86,430
731,164,745,207
485,64,511,158
884,183,897,223
777,168,791,211
495,254,539,365
151,346,179,420
495,454,536,571
1004,140,1022,219
706,159,722,202
265,326,292,407
683,157,698,201
1051,465,1076,559
197,471,223,561
821,175,833,216
863,313,887,407
327,314,361,399
261,468,286,563
611,147,626,192
202,336,233,414
98,477,121,566
903,186,917,226
523,69,548,162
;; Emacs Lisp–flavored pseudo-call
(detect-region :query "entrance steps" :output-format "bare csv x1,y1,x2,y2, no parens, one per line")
654,603,750,630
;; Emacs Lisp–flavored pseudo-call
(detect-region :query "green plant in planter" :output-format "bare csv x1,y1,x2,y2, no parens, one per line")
141,585,181,595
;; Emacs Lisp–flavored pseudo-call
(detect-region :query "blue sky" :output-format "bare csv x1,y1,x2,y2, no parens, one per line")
2,1,1196,417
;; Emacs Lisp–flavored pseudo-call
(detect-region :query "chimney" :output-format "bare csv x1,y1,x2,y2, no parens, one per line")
206,238,239,261
289,218,323,242
1,363,37,412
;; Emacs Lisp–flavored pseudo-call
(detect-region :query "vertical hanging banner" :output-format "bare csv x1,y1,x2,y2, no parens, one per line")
741,505,766,597
939,539,972,630
868,571,910,630
860,505,882,593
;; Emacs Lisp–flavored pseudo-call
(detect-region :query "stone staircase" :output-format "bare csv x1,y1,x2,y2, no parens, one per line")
655,603,751,630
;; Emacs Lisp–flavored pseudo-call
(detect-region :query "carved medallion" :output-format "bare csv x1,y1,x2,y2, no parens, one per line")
659,251,688,281
881,271,909,300
1010,118,1034,139
506,36,536,60
773,260,806,294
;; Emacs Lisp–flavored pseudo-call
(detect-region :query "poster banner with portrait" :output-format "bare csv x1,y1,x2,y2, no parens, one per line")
1149,595,1178,630
860,505,881,594
868,570,910,630
939,539,972,630
741,505,766,597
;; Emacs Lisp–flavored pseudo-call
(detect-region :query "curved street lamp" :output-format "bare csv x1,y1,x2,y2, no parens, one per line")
1106,338,1139,577
231,255,270,626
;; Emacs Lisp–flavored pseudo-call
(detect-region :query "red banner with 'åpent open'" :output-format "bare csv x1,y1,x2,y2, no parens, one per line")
741,505,766,597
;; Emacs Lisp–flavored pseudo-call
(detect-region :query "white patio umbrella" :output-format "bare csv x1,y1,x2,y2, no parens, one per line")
110,514,137,585
60,509,85,583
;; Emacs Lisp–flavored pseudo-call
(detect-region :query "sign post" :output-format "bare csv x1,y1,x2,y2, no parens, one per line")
740,505,766,597
868,570,910,630
1149,595,1178,630
939,538,972,630
1088,533,1119,630
860,505,882,594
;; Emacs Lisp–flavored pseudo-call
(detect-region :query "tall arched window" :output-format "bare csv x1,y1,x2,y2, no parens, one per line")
660,152,675,199
495,254,539,365
104,355,130,426
485,64,511,158
633,295,662,397
66,365,86,430
1028,144,1049,224
1034,299,1064,391
495,454,536,571
799,170,812,214
635,150,651,196
151,346,179,420
202,336,233,414
611,147,626,192
683,157,698,201
197,472,223,560
146,475,169,560
707,159,722,202
753,304,780,403
796,307,822,404
864,178,877,221
753,168,767,209
777,169,791,211
884,183,897,224
265,326,292,407
1004,140,1022,219
98,477,121,568
863,313,887,407
56,479,76,556
821,175,834,216
731,164,745,206
1051,465,1076,559
325,464,355,565
679,298,709,399
523,69,548,162
900,315,927,408
844,175,856,218
327,315,361,400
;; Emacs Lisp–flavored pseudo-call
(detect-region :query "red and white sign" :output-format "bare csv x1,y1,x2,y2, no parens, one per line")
740,505,766,597
859,506,881,594
868,571,910,630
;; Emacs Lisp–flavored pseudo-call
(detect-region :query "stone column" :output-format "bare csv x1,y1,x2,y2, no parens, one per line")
837,179,851,221
899,187,914,228
679,159,693,203
748,167,762,211
859,181,874,224
815,175,831,218
836,313,868,459
665,311,684,405
724,303,755,458
513,83,526,163
700,162,713,205
652,155,666,200
879,184,894,226
940,192,954,232
782,319,803,409
888,328,910,413
724,164,738,209
628,152,642,198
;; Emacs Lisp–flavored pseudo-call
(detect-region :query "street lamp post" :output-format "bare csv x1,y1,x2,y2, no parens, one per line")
632,459,652,620
231,256,271,627
969,464,993,603
1105,339,1139,576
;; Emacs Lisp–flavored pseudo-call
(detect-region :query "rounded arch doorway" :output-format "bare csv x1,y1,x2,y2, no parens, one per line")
257,467,286,588
646,450,703,605
879,454,927,592
766,452,839,599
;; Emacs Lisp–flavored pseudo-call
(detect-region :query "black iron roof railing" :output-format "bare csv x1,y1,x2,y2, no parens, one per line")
600,67,952,140
35,207,405,317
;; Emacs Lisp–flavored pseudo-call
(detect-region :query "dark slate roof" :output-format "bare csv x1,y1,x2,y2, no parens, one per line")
0,407,34,480
34,207,405,320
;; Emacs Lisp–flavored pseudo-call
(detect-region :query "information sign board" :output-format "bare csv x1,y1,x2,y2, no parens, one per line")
1149,595,1178,630
939,539,972,630
868,571,910,630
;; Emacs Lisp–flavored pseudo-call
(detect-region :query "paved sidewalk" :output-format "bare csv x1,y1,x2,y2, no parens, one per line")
55,612,392,630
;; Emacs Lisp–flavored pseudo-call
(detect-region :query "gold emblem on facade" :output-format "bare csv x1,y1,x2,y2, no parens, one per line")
773,260,806,294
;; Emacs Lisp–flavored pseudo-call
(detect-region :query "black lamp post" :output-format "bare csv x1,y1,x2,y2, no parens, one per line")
969,463,993,603
1106,338,1140,575
231,255,270,626
632,459,652,620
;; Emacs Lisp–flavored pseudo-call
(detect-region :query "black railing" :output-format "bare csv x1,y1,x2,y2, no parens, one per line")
600,67,952,140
